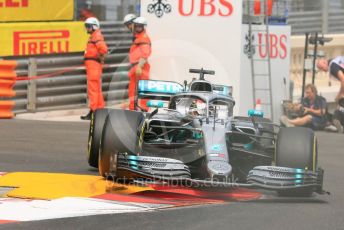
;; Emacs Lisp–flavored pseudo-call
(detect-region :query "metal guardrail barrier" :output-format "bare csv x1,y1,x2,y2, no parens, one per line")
288,11,323,34
7,21,131,114
328,9,344,33
287,0,344,35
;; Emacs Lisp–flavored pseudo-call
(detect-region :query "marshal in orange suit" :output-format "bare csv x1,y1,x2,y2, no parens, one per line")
81,17,108,120
128,17,152,111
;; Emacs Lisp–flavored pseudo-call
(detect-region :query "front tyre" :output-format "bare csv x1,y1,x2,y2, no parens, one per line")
98,115,118,177
98,109,144,178
276,127,318,197
87,109,109,168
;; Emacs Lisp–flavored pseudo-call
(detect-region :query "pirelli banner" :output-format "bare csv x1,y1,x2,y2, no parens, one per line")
0,0,74,22
0,22,89,57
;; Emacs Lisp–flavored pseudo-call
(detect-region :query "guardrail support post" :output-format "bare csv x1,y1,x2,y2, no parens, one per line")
27,58,37,112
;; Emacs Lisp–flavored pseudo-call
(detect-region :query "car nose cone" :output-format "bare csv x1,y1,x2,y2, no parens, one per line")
207,161,232,177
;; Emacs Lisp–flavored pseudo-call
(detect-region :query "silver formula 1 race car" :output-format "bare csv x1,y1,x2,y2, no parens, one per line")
87,68,325,197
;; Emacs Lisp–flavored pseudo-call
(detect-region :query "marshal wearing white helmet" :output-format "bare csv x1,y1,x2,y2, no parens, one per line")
81,17,108,120
84,17,100,31
133,17,148,26
123,14,137,25
127,16,152,111
123,14,137,33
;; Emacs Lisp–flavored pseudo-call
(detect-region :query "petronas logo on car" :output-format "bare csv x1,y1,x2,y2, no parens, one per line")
147,0,172,18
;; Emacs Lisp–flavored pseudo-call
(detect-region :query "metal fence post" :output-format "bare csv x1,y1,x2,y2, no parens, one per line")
27,58,37,112
322,0,329,34
301,33,309,99
312,32,319,85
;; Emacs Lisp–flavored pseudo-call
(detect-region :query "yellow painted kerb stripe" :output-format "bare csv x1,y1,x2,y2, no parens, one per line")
0,172,152,200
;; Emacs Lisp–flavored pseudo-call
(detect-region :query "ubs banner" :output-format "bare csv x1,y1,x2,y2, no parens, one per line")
141,0,243,111
0,22,88,57
240,24,291,122
0,0,74,22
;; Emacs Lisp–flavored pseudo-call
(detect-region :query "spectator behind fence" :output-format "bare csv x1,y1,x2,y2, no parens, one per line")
280,84,327,130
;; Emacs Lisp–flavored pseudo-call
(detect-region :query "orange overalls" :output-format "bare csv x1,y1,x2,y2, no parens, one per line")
128,30,152,111
84,29,108,112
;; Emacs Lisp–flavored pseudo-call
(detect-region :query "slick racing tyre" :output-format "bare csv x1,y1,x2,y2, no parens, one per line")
87,109,110,168
98,109,144,178
276,127,318,197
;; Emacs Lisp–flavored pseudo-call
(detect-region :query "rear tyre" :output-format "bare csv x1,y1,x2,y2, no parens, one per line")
87,109,109,168
276,127,317,197
98,109,144,177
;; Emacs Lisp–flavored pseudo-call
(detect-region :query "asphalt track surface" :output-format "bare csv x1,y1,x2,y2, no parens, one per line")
0,119,343,230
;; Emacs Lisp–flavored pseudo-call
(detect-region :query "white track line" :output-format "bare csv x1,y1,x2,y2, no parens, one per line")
0,197,168,222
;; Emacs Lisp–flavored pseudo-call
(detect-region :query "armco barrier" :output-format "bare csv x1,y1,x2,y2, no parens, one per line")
4,21,131,114
12,54,130,114
0,60,17,118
